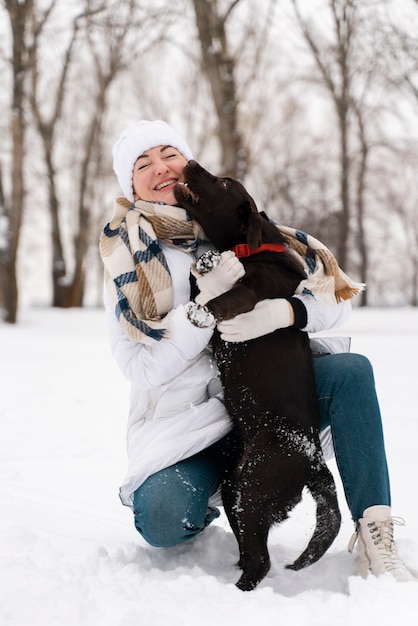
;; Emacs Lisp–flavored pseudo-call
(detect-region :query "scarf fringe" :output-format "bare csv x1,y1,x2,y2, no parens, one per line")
280,227,365,304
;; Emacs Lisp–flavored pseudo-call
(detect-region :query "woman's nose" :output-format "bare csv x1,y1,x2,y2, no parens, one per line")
154,159,169,175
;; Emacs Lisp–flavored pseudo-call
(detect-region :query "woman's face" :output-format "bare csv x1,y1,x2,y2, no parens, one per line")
132,145,188,205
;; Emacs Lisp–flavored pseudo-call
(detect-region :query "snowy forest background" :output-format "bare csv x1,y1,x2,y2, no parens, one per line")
2,4,418,623
1,0,418,324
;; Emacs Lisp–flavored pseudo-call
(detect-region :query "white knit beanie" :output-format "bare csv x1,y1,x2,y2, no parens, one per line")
112,119,194,201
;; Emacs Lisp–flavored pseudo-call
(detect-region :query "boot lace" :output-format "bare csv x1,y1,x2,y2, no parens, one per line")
349,516,407,572
368,517,404,564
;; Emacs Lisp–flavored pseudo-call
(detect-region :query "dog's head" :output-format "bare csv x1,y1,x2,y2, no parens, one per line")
174,161,263,251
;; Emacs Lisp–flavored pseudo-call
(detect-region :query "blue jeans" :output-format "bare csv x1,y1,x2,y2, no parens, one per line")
314,353,390,518
133,433,238,547
133,353,391,547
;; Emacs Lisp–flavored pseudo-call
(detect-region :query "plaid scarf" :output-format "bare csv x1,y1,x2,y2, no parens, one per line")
99,199,364,345
278,226,365,303
99,197,207,344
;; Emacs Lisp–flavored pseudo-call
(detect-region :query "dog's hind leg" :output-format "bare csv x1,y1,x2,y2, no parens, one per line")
236,536,271,590
222,472,272,591
234,514,271,592
287,461,341,571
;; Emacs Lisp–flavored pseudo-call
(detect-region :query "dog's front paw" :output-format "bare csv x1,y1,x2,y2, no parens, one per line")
184,302,216,328
195,250,222,274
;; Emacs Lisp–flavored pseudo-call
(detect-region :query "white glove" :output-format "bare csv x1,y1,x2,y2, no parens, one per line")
192,250,245,305
217,298,293,342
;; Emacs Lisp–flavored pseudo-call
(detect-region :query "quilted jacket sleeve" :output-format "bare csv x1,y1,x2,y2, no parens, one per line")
293,292,352,334
104,289,214,389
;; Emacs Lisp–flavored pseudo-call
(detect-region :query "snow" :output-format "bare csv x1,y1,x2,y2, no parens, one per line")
1,306,417,626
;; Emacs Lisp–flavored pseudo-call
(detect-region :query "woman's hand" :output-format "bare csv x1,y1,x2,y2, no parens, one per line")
217,299,294,343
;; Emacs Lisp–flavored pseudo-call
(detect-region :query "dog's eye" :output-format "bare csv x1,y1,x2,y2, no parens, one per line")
220,179,230,189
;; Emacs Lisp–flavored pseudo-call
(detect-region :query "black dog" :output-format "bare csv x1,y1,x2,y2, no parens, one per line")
174,161,341,591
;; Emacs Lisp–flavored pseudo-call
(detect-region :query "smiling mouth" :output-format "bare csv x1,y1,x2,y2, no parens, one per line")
155,179,177,191
176,181,199,203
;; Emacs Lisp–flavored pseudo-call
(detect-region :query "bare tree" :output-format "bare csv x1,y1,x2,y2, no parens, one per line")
398,162,418,306
27,0,138,307
191,0,247,178
64,1,139,307
290,0,358,270
1,0,34,323
27,1,82,307
353,2,418,305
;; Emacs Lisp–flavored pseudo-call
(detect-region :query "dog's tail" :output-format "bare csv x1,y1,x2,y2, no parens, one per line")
286,462,341,571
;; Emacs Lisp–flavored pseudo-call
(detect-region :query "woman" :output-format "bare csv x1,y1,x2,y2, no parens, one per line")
100,119,416,582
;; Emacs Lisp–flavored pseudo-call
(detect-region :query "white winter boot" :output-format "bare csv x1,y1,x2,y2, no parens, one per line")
348,505,418,582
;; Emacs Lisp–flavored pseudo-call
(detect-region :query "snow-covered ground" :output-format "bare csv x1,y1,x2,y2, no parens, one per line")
1,306,417,626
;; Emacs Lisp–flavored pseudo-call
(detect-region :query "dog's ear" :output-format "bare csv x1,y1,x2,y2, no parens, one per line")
242,196,263,249
246,212,263,249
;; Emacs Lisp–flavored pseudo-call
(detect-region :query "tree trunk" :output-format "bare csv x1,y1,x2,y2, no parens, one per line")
1,0,34,323
191,0,247,178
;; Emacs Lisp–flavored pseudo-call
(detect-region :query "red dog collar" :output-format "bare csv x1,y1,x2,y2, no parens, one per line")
231,243,286,258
